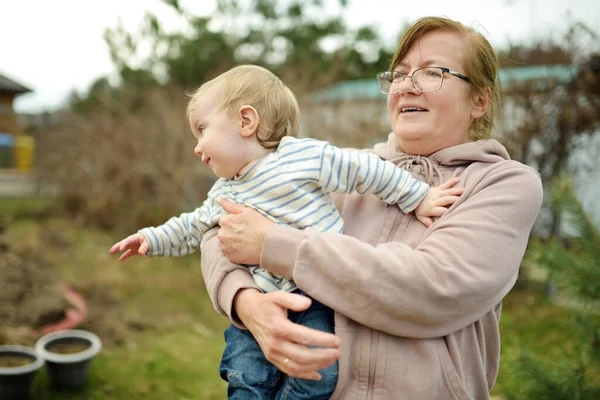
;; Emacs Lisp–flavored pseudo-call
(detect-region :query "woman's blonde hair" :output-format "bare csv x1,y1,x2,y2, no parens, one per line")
187,65,299,149
390,17,502,142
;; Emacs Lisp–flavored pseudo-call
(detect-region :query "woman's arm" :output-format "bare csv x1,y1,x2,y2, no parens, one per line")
200,223,342,380
200,226,257,322
221,162,542,338
262,162,543,338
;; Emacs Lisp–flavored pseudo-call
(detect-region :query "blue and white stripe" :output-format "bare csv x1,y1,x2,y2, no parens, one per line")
139,136,429,292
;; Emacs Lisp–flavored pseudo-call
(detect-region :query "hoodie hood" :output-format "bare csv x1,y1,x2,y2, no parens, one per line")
371,132,511,184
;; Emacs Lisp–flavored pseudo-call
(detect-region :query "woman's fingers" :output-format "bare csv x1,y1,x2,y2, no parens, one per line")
269,292,341,348
281,316,341,349
267,320,341,379
276,345,340,380
220,198,245,215
238,290,341,380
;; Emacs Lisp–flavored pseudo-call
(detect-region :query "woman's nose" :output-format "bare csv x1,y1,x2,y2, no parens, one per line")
397,75,419,95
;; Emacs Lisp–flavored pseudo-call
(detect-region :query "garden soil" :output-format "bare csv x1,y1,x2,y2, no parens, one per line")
0,240,135,347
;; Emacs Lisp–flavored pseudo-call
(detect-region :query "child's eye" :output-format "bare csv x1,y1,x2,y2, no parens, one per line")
197,126,205,135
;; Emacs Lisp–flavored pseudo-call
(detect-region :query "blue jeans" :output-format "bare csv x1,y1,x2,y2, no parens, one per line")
219,293,338,400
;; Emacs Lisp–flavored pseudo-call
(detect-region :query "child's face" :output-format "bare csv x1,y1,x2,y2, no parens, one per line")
188,91,250,179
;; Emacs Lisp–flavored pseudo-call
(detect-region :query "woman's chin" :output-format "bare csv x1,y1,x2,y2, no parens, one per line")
393,130,427,142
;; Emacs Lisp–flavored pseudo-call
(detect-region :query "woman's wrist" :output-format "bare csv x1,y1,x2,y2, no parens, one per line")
232,288,262,324
260,224,305,279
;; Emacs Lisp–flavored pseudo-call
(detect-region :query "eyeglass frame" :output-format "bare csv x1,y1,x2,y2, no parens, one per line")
376,67,470,95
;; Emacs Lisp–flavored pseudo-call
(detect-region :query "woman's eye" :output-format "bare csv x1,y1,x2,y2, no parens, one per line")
393,72,407,81
425,69,442,78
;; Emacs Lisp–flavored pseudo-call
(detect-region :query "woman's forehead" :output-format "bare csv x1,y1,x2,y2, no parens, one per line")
399,31,465,67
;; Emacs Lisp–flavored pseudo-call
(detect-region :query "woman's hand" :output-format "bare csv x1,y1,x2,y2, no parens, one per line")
234,288,341,380
218,199,275,265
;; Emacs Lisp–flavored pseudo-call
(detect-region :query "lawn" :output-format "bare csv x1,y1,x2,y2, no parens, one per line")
0,197,577,399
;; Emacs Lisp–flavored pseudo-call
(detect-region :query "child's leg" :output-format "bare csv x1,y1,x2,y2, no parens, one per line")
219,323,283,399
275,293,338,400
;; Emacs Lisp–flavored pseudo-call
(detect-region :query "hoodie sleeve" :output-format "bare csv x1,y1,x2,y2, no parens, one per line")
260,161,543,338
200,226,259,328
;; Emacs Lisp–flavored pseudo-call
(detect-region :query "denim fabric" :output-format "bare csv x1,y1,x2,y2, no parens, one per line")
219,294,338,399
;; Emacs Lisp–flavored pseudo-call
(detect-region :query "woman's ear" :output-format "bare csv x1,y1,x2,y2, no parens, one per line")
470,88,490,120
239,105,260,138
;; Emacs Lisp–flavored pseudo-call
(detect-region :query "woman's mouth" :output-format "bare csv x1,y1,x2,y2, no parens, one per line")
401,107,428,113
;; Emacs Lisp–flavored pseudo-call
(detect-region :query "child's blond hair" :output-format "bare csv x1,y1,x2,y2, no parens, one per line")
187,65,300,149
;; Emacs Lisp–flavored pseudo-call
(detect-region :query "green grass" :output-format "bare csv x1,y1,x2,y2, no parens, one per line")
0,196,53,222
1,197,579,399
2,210,229,400
492,288,576,397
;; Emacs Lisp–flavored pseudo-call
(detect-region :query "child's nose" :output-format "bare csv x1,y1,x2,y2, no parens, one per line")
194,141,202,156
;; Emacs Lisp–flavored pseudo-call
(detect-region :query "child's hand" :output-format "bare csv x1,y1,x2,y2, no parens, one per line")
414,177,464,227
108,233,149,261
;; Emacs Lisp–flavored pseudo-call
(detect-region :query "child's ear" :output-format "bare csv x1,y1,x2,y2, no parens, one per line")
239,105,259,138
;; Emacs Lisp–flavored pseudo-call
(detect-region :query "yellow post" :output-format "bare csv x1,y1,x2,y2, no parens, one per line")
15,135,35,172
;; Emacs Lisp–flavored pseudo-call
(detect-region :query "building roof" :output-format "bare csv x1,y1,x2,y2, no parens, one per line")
0,73,32,95
311,64,579,103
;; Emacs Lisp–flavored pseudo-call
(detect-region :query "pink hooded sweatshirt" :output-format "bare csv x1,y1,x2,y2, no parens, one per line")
201,134,543,399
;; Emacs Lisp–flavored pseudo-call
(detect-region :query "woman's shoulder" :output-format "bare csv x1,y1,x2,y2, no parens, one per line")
462,158,542,203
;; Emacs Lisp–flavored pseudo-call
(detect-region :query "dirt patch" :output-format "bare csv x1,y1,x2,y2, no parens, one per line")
0,239,137,347
77,284,145,346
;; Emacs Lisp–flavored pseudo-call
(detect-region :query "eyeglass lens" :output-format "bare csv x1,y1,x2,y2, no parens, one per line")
379,68,443,94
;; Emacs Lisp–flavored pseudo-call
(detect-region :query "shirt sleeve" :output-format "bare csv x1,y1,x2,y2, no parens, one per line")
139,181,227,257
317,142,430,213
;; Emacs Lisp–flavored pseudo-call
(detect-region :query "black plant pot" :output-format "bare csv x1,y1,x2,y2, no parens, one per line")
35,329,102,390
0,345,44,400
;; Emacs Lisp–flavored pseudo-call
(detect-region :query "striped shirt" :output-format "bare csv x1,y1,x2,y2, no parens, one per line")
139,136,429,292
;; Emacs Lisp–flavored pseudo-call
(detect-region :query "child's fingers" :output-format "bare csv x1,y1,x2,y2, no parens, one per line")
139,241,149,255
435,195,462,207
119,249,134,261
119,235,140,251
438,177,460,189
416,215,434,227
425,206,451,218
440,187,464,197
108,242,122,254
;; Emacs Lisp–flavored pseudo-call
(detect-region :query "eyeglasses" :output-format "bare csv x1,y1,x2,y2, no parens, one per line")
377,67,469,95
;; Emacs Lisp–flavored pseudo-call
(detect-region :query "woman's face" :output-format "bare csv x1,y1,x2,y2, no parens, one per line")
387,30,484,155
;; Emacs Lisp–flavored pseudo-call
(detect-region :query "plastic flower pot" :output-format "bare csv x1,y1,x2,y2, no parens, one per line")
0,345,44,400
35,329,102,390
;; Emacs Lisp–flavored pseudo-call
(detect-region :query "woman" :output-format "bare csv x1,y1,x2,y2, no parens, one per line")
201,16,543,399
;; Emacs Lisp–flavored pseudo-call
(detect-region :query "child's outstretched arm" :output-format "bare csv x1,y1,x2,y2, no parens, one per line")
414,177,464,227
109,233,149,261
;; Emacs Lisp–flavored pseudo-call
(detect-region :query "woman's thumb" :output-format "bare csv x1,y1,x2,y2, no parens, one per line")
220,198,244,215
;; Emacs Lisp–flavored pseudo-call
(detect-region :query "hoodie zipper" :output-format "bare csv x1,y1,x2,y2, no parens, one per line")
366,328,379,400
367,159,414,398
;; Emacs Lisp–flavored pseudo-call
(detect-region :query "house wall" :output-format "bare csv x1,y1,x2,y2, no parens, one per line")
301,99,390,149
0,93,23,135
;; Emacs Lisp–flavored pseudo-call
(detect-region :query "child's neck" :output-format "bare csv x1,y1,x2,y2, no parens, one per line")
236,145,276,178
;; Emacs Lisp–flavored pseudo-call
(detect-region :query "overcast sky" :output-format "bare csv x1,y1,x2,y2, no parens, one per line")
3,0,599,113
